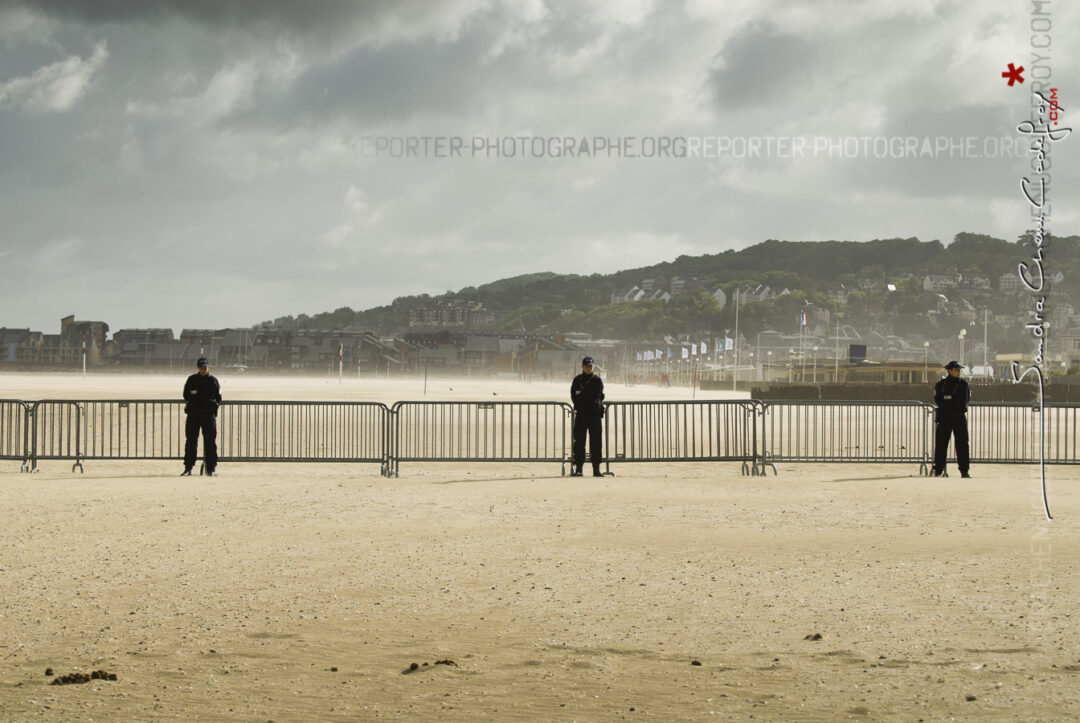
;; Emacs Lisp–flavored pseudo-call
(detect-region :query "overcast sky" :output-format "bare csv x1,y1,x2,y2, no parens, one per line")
1,0,1076,334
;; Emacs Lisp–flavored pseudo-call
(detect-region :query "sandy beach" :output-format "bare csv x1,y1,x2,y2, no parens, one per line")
1,373,1077,720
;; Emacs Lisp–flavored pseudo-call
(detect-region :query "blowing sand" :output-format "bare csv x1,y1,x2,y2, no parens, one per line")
0,372,1077,721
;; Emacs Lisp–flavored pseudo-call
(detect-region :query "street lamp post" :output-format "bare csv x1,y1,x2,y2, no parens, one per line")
923,341,930,383
812,346,819,382
958,329,967,367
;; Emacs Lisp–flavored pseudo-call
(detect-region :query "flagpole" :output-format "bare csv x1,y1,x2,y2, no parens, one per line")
834,320,840,382
799,311,804,382
692,345,697,399
732,288,740,391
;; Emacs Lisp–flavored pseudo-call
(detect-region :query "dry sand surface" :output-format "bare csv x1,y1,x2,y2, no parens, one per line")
1,373,1078,721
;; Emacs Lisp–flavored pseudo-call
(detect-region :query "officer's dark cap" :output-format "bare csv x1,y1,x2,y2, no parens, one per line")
944,360,963,370
197,357,209,367
582,356,595,366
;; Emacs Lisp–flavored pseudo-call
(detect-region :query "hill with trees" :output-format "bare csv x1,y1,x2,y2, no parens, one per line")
257,232,1080,341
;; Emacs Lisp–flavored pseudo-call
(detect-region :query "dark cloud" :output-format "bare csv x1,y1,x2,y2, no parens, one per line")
233,28,494,127
9,0,394,33
708,24,817,109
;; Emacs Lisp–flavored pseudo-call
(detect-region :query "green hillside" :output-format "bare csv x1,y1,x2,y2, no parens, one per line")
258,232,1080,340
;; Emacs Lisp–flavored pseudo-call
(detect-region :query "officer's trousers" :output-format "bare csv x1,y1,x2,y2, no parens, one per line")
933,414,969,474
185,411,218,472
572,412,603,471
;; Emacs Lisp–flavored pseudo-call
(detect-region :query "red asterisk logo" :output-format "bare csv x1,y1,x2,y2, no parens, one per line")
1002,63,1025,86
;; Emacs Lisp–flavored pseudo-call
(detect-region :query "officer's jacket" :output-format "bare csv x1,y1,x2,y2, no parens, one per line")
934,376,970,416
183,373,222,414
570,372,605,415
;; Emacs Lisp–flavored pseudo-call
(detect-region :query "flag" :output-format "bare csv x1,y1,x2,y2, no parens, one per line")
636,351,642,361
700,341,707,354
667,348,673,359
725,337,734,351
656,348,663,359
681,347,689,359
800,311,808,326
691,344,697,356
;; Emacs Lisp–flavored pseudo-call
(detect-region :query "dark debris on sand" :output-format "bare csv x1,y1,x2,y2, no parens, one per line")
402,659,459,675
50,670,118,685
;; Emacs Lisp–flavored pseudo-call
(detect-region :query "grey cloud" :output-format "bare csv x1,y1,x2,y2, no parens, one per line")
12,0,397,32
708,24,817,109
10,0,485,54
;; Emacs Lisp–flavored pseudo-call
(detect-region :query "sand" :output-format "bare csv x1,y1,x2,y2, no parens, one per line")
0,372,1078,721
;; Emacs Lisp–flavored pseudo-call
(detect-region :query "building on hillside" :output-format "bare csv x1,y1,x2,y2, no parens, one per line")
612,286,671,303
611,286,643,303
923,274,959,292
827,286,851,304
960,275,991,290
670,276,701,295
998,272,1022,293
711,288,727,310
408,300,495,328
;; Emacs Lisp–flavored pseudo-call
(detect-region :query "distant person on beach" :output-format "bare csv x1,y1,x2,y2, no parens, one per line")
182,357,221,476
932,360,970,478
570,356,605,477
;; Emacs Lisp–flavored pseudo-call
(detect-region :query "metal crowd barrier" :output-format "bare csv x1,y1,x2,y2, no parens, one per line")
1,400,31,472
79,400,185,463
32,400,194,471
218,401,390,473
966,402,1080,465
760,400,934,472
601,400,762,475
389,401,572,476
28,401,85,472
23,400,391,474
9,398,1080,476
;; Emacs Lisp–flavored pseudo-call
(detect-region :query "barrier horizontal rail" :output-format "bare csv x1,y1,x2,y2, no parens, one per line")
602,400,762,475
389,401,572,476
1,400,31,472
760,400,933,471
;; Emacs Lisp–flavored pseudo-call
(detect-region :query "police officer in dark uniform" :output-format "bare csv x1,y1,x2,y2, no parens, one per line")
182,356,221,476
932,360,970,478
570,356,605,477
